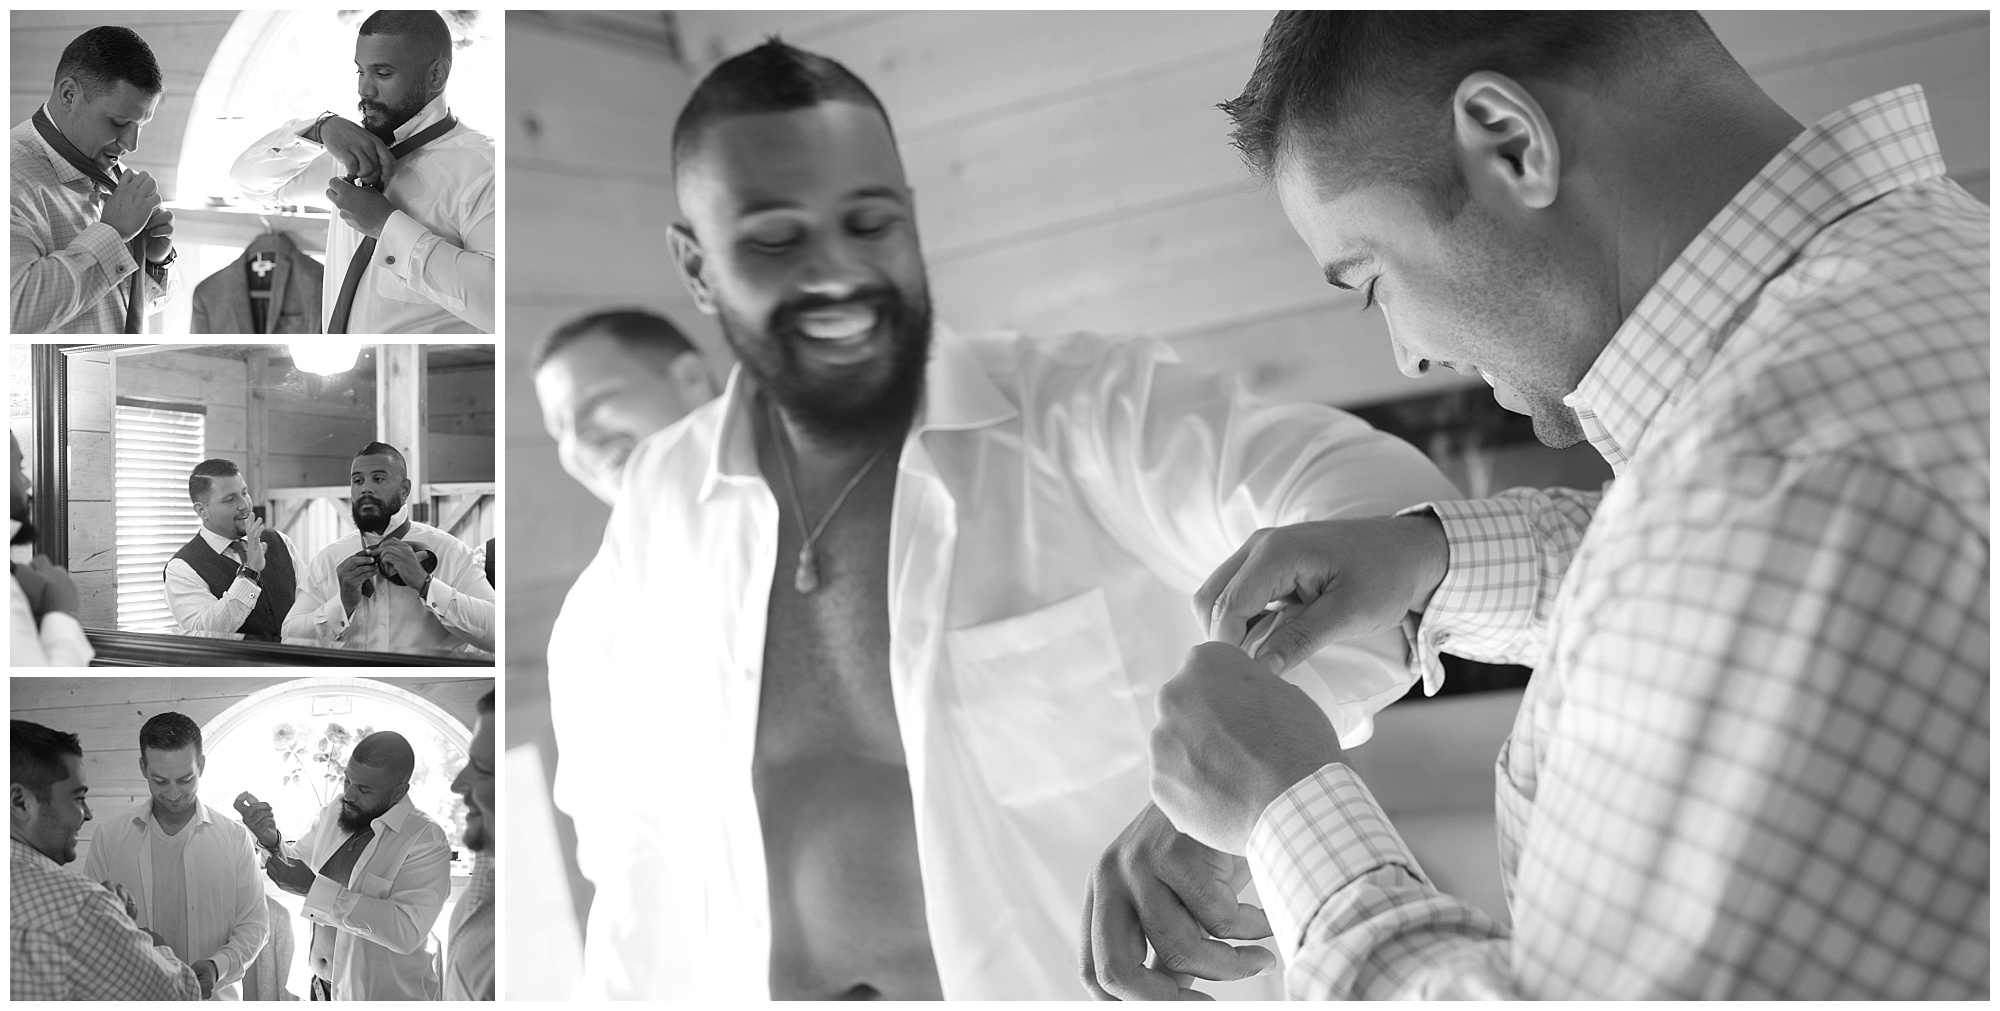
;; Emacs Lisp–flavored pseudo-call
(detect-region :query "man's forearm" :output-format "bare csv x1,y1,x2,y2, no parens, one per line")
231,119,334,205
377,210,495,332
11,218,134,333
424,578,495,652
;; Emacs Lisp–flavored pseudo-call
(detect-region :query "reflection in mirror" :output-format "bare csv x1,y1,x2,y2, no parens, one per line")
27,343,496,666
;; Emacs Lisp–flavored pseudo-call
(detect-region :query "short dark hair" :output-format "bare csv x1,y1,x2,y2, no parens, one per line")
12,720,83,805
358,9,454,66
1222,12,1726,212
188,458,242,504
353,442,408,479
138,712,202,759
349,731,416,785
532,309,700,372
476,690,494,716
672,37,893,183
54,26,163,99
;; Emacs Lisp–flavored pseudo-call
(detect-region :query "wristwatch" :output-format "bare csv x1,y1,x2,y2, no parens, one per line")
145,245,175,282
304,111,339,144
236,564,262,586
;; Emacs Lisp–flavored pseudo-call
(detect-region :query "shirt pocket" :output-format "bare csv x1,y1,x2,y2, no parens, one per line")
358,870,397,899
945,586,1147,808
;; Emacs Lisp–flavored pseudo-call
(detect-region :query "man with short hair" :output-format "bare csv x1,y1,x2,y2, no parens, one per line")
11,431,91,666
230,9,493,333
84,713,268,1000
11,25,178,333
445,690,495,1001
533,309,718,504
162,458,300,641
240,731,452,1001
1121,11,1989,1001
283,441,495,653
548,38,1461,1000
10,719,201,999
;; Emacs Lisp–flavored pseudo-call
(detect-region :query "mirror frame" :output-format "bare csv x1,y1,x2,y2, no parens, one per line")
28,343,491,668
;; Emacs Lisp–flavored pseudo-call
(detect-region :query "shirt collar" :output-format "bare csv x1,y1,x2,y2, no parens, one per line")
369,793,415,834
29,104,91,189
1564,85,1944,471
391,94,453,146
197,524,237,554
699,323,1018,501
9,835,59,870
129,797,216,831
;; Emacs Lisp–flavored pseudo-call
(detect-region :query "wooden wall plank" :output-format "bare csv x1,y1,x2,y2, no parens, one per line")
68,357,112,432
505,20,684,180
67,500,114,573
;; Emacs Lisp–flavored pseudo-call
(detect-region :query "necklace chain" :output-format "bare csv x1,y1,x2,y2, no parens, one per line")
766,398,895,594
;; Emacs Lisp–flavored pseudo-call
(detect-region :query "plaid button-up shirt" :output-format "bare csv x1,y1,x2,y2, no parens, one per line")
9,838,202,1000
9,110,177,334
1248,86,1988,999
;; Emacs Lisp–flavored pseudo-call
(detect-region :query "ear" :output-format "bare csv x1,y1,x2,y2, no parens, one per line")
398,477,412,501
1451,71,1560,211
390,781,410,807
196,753,206,776
54,77,78,113
11,783,34,823
428,56,451,99
668,351,716,403
669,222,717,316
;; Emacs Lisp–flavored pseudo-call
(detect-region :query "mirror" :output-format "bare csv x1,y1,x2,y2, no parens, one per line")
19,343,495,666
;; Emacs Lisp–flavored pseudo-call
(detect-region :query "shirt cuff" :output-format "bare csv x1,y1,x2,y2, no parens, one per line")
77,220,136,278
318,595,350,641
1395,498,1542,693
1247,763,1429,953
280,116,328,152
377,209,426,283
303,872,343,918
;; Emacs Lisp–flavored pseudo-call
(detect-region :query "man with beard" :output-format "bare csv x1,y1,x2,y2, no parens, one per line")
445,690,495,1001
1124,11,1989,1001
240,731,451,1001
546,40,1460,1000
84,713,268,1000
9,431,91,666
162,458,300,641
11,25,178,333
11,719,202,999
283,442,495,654
534,309,718,504
229,10,493,333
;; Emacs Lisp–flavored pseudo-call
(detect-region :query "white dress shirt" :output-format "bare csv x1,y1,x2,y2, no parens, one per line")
162,525,302,638
228,95,493,334
282,508,495,654
10,109,177,334
11,564,93,667
548,327,1463,999
282,794,451,1001
1246,88,1989,999
83,799,270,1001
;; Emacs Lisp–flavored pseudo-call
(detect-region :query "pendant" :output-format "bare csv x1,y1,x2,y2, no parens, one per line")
794,543,820,595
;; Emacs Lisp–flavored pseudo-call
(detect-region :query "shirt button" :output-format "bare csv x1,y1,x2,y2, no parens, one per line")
1435,631,1451,645
385,255,396,265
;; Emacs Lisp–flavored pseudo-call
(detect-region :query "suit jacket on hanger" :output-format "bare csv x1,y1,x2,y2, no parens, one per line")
192,230,323,333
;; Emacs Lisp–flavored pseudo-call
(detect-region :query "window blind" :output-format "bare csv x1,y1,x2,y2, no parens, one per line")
114,403,205,633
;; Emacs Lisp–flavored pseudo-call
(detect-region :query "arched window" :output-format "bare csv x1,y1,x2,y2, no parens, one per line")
201,677,476,998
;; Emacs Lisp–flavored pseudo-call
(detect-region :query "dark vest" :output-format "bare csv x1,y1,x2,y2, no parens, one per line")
166,529,297,641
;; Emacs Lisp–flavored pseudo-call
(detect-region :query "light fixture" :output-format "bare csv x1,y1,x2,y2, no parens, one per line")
290,339,363,376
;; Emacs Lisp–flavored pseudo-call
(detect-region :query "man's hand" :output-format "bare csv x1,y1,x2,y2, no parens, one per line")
102,880,139,921
27,556,80,616
264,853,315,896
1195,513,1450,675
237,796,280,850
325,177,396,239
315,115,396,188
194,959,217,999
142,205,175,264
337,551,378,615
100,169,161,242
1081,803,1275,1000
240,515,268,572
372,537,429,590
1151,642,1344,855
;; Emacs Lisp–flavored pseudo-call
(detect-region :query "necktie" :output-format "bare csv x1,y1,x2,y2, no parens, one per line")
227,538,247,563
325,114,458,334
358,519,413,599
308,825,377,988
31,107,145,334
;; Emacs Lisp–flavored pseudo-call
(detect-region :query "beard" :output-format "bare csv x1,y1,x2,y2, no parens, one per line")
719,283,933,442
462,804,489,853
11,517,32,546
359,90,431,144
351,492,401,535
337,798,387,834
